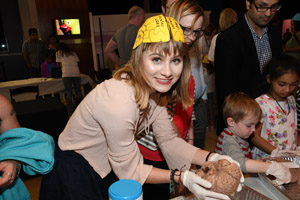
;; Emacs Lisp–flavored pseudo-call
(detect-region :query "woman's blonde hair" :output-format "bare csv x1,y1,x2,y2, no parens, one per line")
166,0,204,56
219,8,238,32
113,40,193,110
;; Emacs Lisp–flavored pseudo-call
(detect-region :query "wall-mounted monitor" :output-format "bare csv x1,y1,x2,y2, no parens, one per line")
0,14,8,52
53,18,81,36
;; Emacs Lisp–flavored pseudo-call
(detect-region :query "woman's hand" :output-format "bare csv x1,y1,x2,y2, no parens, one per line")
182,170,230,200
0,160,21,188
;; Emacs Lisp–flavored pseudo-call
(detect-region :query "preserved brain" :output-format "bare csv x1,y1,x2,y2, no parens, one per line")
196,159,241,196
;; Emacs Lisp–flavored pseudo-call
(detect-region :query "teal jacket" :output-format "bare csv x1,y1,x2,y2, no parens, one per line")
0,128,55,200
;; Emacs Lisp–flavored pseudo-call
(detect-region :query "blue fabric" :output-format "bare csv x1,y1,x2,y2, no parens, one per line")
292,13,300,21
47,63,53,77
191,61,207,100
0,128,55,200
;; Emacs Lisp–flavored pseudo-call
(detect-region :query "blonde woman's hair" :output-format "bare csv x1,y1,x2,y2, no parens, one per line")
219,8,238,32
166,0,204,57
113,40,193,110
223,92,262,126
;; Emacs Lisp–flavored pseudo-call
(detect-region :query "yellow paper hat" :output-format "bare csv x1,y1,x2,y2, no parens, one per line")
133,14,186,49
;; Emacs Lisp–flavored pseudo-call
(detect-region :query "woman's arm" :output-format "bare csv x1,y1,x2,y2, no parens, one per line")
0,95,20,134
145,167,176,184
250,122,275,154
187,120,194,145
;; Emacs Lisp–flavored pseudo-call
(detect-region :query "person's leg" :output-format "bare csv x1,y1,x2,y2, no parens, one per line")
193,99,208,149
72,77,83,104
62,77,73,113
207,93,214,129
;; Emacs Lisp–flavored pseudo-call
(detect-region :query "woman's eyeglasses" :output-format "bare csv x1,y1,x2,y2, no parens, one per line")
180,24,204,38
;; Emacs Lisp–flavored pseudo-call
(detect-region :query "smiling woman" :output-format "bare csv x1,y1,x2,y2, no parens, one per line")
39,14,243,200
142,46,184,93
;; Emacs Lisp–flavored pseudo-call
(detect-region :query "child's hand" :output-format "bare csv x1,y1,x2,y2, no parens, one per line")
266,161,298,185
271,146,300,157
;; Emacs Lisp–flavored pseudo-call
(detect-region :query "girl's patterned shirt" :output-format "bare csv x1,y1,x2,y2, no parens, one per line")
252,94,298,159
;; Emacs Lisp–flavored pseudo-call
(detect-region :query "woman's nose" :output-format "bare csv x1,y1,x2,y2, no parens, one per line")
161,63,172,77
186,34,196,43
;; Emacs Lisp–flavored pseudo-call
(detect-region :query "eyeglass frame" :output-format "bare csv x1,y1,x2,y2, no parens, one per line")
252,1,281,12
179,24,204,38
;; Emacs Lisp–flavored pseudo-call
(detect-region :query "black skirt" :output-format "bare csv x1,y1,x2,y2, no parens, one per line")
39,146,118,200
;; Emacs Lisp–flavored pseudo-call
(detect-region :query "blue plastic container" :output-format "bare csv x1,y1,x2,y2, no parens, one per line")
109,179,143,200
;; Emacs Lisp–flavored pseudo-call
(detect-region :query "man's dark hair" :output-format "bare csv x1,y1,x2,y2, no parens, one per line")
28,28,38,35
247,0,281,4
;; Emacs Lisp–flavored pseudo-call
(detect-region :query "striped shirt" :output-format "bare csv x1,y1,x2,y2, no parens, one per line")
215,128,252,172
296,85,300,134
22,39,47,69
245,14,272,73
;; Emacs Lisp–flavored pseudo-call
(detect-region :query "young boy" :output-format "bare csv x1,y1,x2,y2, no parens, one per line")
215,92,298,185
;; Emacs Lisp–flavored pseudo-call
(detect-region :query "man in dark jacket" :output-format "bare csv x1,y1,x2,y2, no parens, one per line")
214,0,282,135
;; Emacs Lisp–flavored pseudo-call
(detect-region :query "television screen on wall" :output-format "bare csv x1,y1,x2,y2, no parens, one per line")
0,14,8,52
53,18,81,36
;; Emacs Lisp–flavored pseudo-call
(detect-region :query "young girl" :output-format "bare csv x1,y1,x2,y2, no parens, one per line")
41,52,57,78
251,54,300,160
39,15,241,200
56,42,83,114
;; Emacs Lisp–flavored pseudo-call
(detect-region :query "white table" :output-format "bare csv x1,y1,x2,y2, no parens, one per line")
243,177,282,200
0,74,94,101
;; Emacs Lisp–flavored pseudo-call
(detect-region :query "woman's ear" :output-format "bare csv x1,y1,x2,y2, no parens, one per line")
227,117,235,127
266,74,271,84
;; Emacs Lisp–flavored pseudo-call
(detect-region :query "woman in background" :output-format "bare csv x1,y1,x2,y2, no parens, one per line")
56,42,83,114
167,0,208,151
208,8,238,65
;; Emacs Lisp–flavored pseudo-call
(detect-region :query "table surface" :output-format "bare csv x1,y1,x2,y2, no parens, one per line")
243,177,282,200
170,177,282,200
0,74,94,101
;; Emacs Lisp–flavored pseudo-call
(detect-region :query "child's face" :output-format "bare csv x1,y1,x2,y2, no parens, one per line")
142,47,183,93
268,72,299,101
229,117,259,139
46,57,52,63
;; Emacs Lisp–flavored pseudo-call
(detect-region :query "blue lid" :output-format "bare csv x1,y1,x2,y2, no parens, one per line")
109,179,142,200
